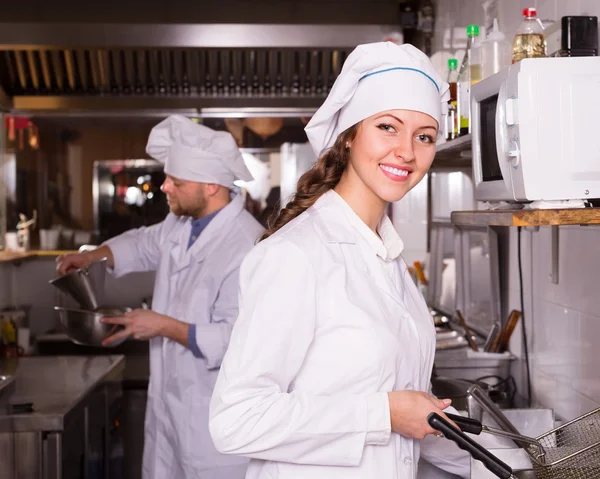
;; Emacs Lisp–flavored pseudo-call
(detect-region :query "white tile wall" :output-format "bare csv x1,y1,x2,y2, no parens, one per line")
434,0,600,421
505,224,600,420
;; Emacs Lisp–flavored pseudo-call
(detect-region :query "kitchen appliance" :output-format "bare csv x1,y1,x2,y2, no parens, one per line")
49,258,107,310
54,306,130,347
466,384,519,431
0,23,398,113
557,16,598,57
470,57,600,205
446,413,546,459
431,375,512,412
93,159,168,243
430,407,600,479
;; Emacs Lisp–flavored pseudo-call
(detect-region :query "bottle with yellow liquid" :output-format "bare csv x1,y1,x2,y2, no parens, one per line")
512,7,546,63
457,24,481,136
446,58,458,140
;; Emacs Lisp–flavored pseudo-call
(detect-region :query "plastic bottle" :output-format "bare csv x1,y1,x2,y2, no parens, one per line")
481,18,511,79
446,59,458,140
512,7,547,63
457,25,481,136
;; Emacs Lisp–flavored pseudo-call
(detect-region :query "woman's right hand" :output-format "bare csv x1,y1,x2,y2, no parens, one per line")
387,391,456,439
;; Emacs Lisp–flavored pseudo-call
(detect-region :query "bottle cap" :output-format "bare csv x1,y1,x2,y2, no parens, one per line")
467,24,480,37
448,58,458,70
523,7,537,18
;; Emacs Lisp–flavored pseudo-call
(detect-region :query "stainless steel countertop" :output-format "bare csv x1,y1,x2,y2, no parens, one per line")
36,332,150,385
0,355,125,433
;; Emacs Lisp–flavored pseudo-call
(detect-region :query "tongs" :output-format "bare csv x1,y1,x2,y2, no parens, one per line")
428,413,518,479
446,412,546,462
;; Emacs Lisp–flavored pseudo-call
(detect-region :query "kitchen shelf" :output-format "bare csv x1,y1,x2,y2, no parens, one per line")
451,208,600,227
433,134,472,167
0,250,77,264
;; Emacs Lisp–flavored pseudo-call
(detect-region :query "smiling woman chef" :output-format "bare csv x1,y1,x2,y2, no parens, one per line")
208,42,471,479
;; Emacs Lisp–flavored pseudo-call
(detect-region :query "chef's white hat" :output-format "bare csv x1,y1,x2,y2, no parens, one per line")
305,42,450,157
146,115,254,187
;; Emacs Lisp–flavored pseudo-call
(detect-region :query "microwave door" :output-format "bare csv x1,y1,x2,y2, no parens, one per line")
495,81,518,200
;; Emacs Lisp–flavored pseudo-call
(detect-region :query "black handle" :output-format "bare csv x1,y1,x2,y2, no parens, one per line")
446,412,484,435
428,413,513,479
9,402,34,414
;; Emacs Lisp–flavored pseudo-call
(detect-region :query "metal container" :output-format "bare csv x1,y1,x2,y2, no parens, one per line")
49,258,107,310
434,348,515,382
54,306,130,347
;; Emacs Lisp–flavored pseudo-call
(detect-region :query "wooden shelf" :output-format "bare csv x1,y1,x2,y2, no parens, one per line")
0,250,77,264
433,134,472,167
451,208,600,227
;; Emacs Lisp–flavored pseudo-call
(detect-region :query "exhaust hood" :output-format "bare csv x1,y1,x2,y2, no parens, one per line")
0,23,400,114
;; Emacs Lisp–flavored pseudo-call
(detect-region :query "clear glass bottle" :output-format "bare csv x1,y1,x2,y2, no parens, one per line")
512,7,547,63
457,24,481,136
446,58,458,140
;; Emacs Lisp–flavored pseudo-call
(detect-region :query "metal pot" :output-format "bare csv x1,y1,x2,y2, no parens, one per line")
49,258,107,310
54,306,131,347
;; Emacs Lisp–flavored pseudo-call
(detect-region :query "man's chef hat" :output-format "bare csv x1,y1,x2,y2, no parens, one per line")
305,42,450,157
146,115,253,187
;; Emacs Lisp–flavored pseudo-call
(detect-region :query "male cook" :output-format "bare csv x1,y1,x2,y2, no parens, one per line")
57,115,264,479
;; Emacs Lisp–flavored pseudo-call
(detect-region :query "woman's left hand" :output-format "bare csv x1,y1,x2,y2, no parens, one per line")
101,309,169,346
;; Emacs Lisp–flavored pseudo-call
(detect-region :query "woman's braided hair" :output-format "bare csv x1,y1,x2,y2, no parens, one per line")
260,124,359,241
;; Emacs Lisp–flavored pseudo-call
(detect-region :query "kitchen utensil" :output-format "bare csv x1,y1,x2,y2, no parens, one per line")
39,229,60,250
9,402,34,414
493,310,521,353
428,413,517,478
54,306,131,347
435,335,468,350
433,314,450,327
456,309,479,351
434,407,600,479
467,384,521,434
49,258,107,310
436,330,459,341
447,413,546,460
413,261,428,285
4,232,20,251
484,322,501,352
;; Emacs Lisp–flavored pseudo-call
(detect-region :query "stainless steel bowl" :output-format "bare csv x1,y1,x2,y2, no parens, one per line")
49,258,107,310
54,306,131,347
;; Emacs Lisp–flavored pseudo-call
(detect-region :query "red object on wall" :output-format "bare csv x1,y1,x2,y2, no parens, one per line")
4,115,39,149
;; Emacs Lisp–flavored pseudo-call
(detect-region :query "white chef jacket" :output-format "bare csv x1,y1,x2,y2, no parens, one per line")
209,190,470,478
105,193,263,479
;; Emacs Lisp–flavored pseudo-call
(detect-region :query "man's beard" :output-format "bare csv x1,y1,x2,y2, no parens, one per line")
169,195,207,218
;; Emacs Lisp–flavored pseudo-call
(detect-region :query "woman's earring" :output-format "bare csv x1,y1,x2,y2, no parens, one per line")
345,142,350,150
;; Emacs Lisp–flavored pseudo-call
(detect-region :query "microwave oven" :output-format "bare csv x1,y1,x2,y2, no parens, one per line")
470,57,600,205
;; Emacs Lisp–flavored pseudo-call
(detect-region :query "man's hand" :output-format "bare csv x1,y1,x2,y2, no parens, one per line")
56,253,94,275
101,309,189,348
56,245,115,275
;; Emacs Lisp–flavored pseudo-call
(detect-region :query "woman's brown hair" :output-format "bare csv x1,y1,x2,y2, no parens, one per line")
260,124,359,241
